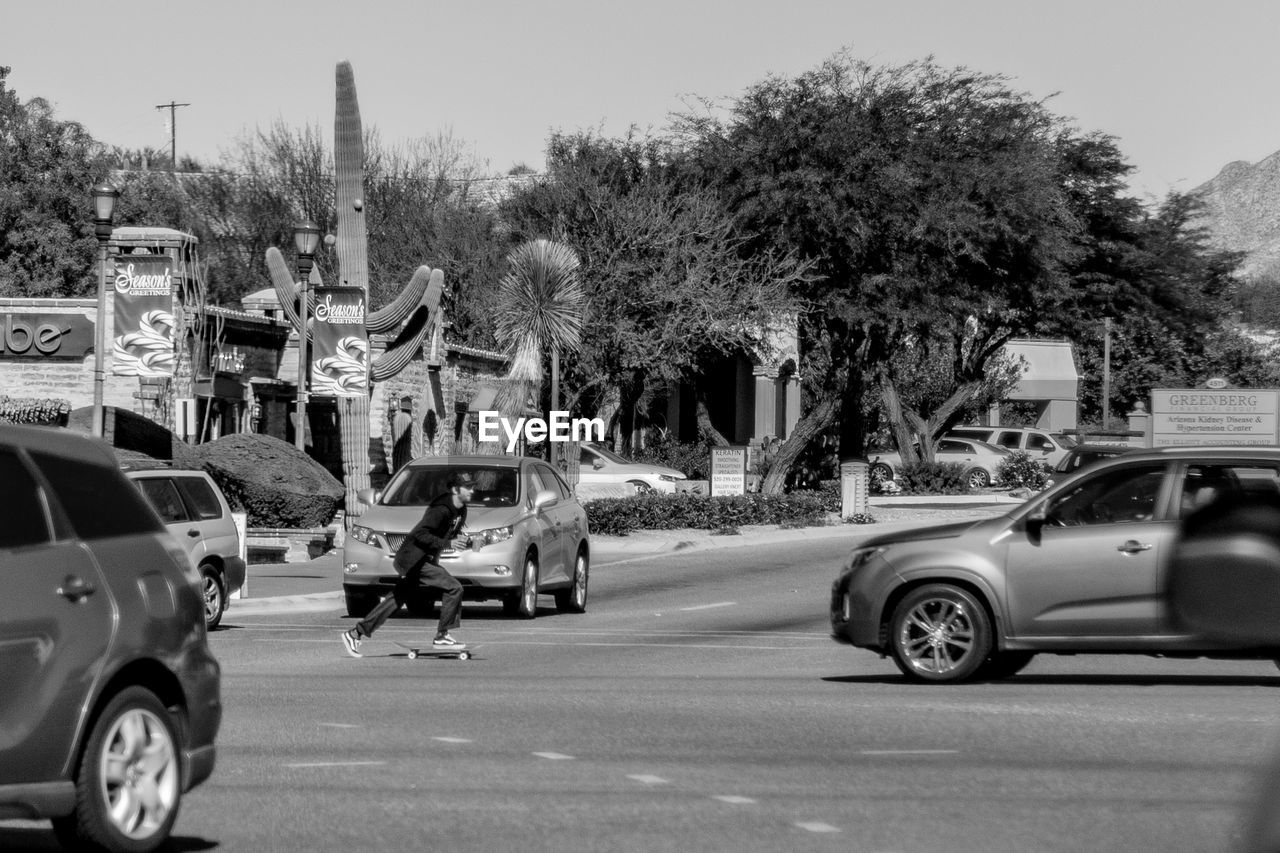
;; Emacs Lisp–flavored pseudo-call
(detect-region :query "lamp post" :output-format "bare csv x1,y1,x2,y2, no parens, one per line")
91,184,119,439
293,221,321,451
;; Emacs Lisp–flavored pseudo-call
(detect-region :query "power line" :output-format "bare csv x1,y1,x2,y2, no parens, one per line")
155,101,191,172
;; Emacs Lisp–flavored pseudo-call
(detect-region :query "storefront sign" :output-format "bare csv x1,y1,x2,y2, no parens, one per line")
1150,389,1280,446
710,446,748,496
309,286,368,397
111,257,175,376
0,314,94,358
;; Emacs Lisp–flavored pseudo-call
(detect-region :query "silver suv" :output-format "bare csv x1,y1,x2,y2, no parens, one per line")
126,468,246,629
831,446,1280,683
946,425,1075,467
0,425,220,852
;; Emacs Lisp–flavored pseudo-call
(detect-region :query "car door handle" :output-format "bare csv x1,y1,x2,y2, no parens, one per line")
187,529,200,538
57,574,96,602
1117,540,1152,554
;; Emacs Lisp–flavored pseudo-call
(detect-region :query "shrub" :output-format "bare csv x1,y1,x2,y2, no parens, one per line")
583,490,837,536
629,432,716,480
996,451,1053,490
0,396,70,426
195,433,343,528
895,461,971,495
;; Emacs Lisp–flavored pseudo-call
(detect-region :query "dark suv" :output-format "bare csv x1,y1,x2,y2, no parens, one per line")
0,425,221,852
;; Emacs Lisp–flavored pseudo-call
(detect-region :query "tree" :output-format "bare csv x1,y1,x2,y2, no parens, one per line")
0,68,112,298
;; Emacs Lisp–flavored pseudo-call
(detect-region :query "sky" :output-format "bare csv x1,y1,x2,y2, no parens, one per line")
7,1,1280,201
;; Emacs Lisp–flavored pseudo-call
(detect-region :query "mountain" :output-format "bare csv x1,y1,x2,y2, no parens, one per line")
1190,150,1280,278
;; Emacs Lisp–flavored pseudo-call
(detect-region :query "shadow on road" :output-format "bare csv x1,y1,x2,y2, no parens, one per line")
0,827,217,852
823,673,1280,687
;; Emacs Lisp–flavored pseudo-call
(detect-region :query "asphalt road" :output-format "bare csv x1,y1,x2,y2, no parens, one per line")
5,535,1280,853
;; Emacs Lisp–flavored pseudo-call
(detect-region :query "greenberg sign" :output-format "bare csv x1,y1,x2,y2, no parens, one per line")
0,314,95,358
1150,389,1280,446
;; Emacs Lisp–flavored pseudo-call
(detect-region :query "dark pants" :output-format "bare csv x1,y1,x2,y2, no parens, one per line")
354,561,463,639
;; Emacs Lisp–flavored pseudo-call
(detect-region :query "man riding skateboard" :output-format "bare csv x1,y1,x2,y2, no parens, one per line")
341,471,475,657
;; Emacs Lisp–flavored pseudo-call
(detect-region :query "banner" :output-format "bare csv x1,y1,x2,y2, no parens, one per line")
111,257,175,376
309,286,368,397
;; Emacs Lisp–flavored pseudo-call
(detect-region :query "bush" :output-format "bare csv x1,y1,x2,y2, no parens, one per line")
895,461,971,495
996,451,1053,490
584,490,838,536
0,396,70,426
195,433,343,528
629,433,716,480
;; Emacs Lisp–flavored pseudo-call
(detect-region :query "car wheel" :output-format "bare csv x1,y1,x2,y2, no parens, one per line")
964,468,990,489
515,553,539,619
555,548,589,613
627,479,654,494
51,686,181,853
200,564,225,630
344,589,379,618
979,651,1036,680
870,463,893,485
889,584,992,683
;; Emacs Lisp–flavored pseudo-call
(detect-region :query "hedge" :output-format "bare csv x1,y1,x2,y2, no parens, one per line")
584,484,843,536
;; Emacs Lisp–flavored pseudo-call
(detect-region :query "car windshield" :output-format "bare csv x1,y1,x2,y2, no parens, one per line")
1053,433,1078,448
587,444,632,465
381,466,519,508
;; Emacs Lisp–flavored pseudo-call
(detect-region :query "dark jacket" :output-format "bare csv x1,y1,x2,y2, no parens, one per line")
393,492,467,575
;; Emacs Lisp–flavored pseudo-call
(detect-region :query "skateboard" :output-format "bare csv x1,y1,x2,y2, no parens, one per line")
393,641,477,661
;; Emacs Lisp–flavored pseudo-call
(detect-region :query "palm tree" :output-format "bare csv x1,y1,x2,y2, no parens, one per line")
493,239,585,457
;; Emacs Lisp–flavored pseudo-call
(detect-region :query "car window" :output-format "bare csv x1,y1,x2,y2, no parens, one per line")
0,449,51,549
995,432,1021,450
1180,463,1280,517
1027,434,1054,452
382,466,519,508
937,439,970,453
1045,464,1166,526
548,466,575,499
136,478,190,523
536,463,571,500
528,465,550,500
579,446,597,467
176,476,224,520
30,451,163,539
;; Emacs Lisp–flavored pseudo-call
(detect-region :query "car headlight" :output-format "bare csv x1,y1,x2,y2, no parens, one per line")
659,474,680,482
349,525,380,547
841,546,886,576
474,526,513,547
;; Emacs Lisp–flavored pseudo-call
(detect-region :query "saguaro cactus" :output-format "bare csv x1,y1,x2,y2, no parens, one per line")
265,61,443,522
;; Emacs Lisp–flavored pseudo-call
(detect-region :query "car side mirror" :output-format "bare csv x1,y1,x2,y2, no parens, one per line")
1024,504,1047,539
593,458,605,470
356,488,378,506
533,489,557,510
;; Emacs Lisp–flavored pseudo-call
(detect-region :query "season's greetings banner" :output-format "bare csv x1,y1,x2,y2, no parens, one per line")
111,257,175,376
310,286,368,396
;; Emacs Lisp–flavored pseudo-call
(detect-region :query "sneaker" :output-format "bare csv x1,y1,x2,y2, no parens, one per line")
341,630,362,658
432,633,459,647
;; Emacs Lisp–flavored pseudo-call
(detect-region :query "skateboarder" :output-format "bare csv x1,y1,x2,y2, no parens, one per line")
341,471,475,657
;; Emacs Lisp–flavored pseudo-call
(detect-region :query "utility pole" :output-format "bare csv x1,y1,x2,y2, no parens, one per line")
1103,317,1112,427
155,101,190,171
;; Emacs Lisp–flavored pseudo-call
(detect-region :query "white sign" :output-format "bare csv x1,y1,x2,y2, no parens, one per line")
710,447,748,496
1149,389,1280,447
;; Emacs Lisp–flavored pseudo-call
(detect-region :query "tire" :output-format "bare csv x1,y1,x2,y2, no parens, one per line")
344,589,379,618
51,686,181,853
979,651,1036,680
555,548,589,613
627,479,654,494
515,554,539,619
199,564,225,630
889,584,993,683
870,463,893,485
964,468,991,489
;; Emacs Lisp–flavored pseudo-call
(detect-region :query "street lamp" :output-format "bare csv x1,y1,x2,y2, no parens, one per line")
293,221,321,452
91,184,119,439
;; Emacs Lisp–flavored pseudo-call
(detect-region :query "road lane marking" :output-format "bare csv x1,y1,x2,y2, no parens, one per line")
679,602,737,611
317,723,359,728
859,749,959,756
432,737,473,743
712,795,756,804
283,761,385,768
533,752,574,760
796,822,841,833
627,775,669,785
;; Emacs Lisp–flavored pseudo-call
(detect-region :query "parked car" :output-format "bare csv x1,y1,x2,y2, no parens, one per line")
831,446,1280,683
945,425,1075,467
0,425,220,853
869,437,1011,489
1042,443,1140,489
125,467,246,629
577,442,687,493
343,455,591,619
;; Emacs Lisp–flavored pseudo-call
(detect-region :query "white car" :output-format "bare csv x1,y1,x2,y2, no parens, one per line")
946,425,1075,467
577,443,687,493
869,437,1011,489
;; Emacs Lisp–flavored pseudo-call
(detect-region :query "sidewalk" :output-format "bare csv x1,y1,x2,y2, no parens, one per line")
226,496,1019,616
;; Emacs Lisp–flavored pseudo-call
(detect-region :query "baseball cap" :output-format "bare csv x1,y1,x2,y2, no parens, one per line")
449,471,478,489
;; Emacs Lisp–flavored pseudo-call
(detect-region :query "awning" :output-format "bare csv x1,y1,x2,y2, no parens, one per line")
1005,339,1078,401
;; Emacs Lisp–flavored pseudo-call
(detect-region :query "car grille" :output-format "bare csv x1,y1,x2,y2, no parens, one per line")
384,533,406,552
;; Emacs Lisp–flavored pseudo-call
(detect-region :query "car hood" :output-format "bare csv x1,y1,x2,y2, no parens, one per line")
356,504,527,533
857,517,997,549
